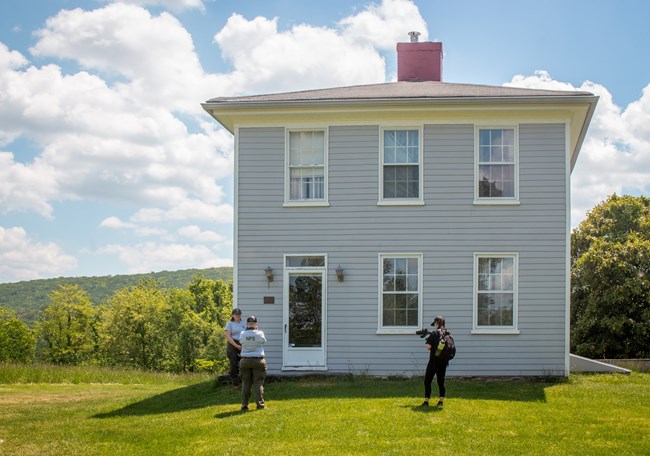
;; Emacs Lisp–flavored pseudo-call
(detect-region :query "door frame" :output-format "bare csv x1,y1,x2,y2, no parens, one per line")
282,254,328,371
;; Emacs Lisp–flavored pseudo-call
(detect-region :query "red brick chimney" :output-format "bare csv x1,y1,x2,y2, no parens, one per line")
397,31,443,82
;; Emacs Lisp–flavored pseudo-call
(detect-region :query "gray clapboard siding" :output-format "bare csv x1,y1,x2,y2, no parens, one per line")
235,122,568,376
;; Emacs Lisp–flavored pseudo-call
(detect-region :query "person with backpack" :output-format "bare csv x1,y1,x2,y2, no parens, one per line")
421,315,452,407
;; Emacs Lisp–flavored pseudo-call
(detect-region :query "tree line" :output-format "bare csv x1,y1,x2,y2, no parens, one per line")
0,277,232,373
0,267,233,325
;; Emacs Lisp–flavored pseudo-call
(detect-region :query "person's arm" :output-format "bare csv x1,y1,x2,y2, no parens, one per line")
425,333,433,351
224,328,240,349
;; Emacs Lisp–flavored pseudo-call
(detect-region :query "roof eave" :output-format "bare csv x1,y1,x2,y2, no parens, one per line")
570,95,599,172
202,94,598,111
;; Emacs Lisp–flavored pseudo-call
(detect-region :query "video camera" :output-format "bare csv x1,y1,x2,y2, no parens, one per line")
415,328,431,338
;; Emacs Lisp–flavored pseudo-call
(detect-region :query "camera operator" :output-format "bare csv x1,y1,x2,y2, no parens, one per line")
421,315,449,407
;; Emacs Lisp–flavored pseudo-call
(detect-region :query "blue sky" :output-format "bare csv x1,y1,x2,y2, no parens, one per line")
1,0,649,283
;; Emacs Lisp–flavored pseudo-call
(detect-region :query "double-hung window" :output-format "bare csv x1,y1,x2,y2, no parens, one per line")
473,253,519,334
378,254,422,333
285,129,328,206
380,128,423,205
475,127,518,204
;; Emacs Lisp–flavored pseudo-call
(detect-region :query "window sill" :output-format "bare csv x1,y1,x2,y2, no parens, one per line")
473,199,520,206
471,328,520,335
377,200,425,207
376,328,419,335
283,201,330,208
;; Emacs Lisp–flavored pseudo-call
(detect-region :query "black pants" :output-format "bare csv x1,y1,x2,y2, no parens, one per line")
424,356,447,399
227,341,242,384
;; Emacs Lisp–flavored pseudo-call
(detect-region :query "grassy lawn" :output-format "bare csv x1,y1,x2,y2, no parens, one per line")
0,365,648,455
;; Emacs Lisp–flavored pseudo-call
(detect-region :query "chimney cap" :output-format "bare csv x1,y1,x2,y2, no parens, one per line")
408,31,421,43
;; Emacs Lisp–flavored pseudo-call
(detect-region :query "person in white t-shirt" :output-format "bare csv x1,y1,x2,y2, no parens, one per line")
224,308,246,388
239,315,267,411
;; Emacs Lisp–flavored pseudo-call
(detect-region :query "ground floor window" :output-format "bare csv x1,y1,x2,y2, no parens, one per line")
379,253,422,333
473,253,519,334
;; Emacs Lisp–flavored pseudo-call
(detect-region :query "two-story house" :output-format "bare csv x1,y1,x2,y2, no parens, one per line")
202,35,598,377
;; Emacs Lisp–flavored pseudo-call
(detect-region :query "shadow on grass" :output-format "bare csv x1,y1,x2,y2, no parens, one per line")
93,381,227,418
407,404,445,414
93,376,555,418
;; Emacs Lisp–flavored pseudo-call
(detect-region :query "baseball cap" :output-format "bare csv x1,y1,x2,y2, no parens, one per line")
246,315,257,323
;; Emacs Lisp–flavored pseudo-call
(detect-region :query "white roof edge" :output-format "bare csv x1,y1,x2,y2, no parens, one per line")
202,94,598,110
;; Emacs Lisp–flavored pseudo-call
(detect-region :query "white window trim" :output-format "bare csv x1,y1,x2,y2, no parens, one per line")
284,128,329,206
378,126,424,206
472,252,520,335
473,125,520,205
377,253,423,335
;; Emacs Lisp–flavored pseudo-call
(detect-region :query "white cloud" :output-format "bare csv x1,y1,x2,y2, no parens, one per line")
30,3,230,112
105,0,205,13
0,152,58,218
100,216,170,238
505,71,650,226
178,225,226,243
98,242,231,274
0,226,77,283
338,0,429,50
132,200,233,224
100,216,135,229
214,14,386,94
0,42,27,70
0,42,232,216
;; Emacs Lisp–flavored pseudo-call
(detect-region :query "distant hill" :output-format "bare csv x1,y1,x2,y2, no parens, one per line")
0,267,233,326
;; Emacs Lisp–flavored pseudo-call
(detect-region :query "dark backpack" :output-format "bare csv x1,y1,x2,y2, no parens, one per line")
438,332,456,362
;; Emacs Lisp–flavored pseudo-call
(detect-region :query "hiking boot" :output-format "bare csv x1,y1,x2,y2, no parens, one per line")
240,405,249,411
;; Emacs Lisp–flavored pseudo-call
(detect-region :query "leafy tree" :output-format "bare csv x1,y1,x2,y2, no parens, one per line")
37,285,98,364
0,306,35,362
165,288,212,372
188,277,233,327
101,280,169,370
571,194,650,358
211,279,233,327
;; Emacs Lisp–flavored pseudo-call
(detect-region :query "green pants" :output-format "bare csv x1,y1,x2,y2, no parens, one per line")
240,357,267,407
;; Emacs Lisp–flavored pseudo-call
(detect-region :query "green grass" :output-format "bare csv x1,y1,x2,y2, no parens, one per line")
0,365,649,455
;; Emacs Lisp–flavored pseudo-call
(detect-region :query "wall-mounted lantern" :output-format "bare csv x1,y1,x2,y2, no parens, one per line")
335,265,345,282
264,266,273,288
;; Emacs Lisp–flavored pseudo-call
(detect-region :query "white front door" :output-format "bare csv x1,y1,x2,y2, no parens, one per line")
283,259,327,370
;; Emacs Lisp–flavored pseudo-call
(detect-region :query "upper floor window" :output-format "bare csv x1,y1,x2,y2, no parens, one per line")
473,253,519,334
285,130,328,206
378,253,422,334
380,128,423,205
475,127,519,204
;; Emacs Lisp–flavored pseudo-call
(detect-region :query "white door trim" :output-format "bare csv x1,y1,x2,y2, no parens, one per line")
282,254,328,371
